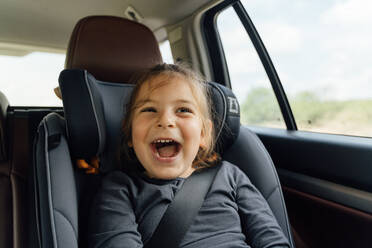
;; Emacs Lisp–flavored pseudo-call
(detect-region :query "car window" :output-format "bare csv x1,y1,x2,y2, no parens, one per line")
159,40,174,64
0,51,65,107
217,6,285,129
1,40,173,107
241,0,372,137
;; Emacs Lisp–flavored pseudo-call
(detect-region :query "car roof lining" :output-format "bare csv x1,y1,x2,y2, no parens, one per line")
0,0,218,53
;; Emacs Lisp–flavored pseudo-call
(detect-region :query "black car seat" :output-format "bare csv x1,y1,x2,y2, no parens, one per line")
0,91,12,248
1,91,32,248
30,16,294,248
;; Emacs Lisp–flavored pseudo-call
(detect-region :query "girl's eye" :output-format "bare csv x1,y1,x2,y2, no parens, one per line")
140,107,156,112
177,107,193,113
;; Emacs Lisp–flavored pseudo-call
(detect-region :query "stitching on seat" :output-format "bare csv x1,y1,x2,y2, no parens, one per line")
54,209,78,240
84,71,102,154
209,83,226,141
266,185,279,201
43,120,58,248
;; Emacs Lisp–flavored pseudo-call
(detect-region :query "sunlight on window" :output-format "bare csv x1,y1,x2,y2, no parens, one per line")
217,7,285,129
1,43,174,107
216,0,372,137
241,0,372,137
159,40,174,64
0,51,65,106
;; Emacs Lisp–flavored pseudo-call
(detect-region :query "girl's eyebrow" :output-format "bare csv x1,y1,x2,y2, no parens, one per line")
176,99,194,104
136,99,196,106
174,99,195,105
136,99,153,106
133,99,156,109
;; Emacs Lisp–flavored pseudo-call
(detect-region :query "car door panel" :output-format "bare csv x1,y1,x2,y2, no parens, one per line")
250,126,372,248
284,186,372,248
251,127,372,192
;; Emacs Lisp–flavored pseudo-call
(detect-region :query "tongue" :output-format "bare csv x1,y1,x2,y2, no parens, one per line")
158,144,177,157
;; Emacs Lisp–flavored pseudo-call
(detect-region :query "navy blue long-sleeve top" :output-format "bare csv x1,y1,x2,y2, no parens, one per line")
89,161,290,248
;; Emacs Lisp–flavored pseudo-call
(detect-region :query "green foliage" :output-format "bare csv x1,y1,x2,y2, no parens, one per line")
241,87,372,136
241,87,282,125
290,91,344,126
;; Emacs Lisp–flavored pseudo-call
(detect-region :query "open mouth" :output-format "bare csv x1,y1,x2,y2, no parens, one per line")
150,139,181,158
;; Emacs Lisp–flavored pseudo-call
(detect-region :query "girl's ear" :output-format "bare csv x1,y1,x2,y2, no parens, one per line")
128,140,133,147
200,119,212,147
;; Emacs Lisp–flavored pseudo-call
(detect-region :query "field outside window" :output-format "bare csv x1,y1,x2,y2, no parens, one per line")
240,0,372,137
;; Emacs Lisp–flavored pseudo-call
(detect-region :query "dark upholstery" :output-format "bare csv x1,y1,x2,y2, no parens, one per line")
0,91,9,161
34,113,78,247
65,16,162,83
224,127,294,246
59,69,134,172
208,82,240,153
0,91,30,248
0,91,11,248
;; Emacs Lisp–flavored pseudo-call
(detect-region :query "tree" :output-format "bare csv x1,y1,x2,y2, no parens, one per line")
241,87,282,125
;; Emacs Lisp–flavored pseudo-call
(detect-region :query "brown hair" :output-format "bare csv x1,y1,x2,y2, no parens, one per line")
119,63,220,172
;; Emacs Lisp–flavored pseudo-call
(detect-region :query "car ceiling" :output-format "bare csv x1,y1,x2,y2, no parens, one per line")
0,0,215,54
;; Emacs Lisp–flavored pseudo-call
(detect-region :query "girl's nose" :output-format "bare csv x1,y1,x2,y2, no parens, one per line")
157,111,175,128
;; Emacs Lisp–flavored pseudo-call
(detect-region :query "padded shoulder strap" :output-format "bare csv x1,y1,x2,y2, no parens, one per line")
32,113,79,248
144,164,221,248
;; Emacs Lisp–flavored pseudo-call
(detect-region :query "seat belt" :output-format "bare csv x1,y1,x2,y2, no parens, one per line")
144,163,221,248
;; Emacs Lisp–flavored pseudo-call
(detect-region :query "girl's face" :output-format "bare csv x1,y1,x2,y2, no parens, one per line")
130,75,207,179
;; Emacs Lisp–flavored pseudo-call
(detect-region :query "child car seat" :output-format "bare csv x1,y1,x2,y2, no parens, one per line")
30,16,294,248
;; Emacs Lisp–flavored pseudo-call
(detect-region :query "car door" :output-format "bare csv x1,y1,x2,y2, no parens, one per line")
202,1,372,247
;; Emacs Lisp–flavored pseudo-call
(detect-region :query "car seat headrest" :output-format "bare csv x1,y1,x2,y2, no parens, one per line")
59,70,240,172
59,69,134,173
0,91,9,162
208,82,240,154
65,16,162,83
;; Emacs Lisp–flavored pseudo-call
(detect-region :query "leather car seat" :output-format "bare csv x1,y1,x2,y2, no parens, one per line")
0,91,30,248
30,16,294,248
0,91,12,248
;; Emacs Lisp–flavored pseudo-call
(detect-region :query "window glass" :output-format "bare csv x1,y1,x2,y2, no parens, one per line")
1,42,173,107
217,7,285,129
159,40,174,64
0,51,65,106
242,0,372,137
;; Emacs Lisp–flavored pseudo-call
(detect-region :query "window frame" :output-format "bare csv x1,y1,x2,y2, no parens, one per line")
202,0,297,130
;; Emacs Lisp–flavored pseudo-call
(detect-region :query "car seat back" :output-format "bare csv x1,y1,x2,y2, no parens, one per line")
31,15,294,248
0,91,12,248
1,91,35,248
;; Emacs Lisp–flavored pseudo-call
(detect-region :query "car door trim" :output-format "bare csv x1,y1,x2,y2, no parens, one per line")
278,168,372,215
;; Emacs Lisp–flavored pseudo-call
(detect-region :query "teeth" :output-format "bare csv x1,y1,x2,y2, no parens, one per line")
154,139,173,143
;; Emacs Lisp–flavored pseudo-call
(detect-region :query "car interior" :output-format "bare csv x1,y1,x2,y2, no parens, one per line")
1,0,372,248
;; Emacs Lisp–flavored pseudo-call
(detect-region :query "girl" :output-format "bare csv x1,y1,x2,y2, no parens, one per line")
89,63,290,248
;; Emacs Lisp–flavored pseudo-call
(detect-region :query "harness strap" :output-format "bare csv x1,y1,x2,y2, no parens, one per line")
145,164,221,248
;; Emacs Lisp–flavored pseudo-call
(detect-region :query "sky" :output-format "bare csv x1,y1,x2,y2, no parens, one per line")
219,0,372,103
1,0,372,106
